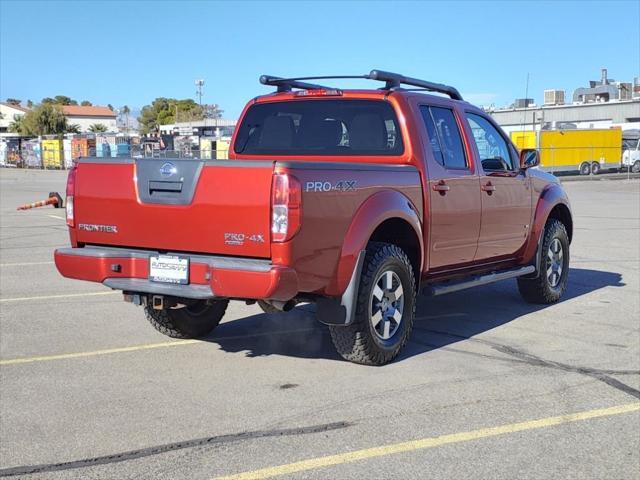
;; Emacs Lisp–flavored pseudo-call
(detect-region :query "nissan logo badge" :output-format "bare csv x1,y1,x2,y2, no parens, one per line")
159,162,177,177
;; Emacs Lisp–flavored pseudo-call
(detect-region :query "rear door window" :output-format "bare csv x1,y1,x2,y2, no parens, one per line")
234,100,403,156
420,106,467,169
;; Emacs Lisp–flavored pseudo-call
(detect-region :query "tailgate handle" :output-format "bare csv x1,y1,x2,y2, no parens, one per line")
148,181,183,194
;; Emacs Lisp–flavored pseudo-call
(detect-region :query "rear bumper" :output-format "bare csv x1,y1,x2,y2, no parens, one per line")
54,246,298,301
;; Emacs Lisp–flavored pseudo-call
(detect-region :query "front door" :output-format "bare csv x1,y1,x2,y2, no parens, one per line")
464,113,532,260
420,105,481,270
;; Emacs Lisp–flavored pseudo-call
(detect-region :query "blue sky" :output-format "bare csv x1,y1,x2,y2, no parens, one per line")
1,0,638,119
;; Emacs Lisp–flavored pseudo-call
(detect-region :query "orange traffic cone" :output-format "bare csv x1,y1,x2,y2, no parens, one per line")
17,192,63,210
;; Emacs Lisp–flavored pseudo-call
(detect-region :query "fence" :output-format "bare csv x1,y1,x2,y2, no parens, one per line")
0,140,231,169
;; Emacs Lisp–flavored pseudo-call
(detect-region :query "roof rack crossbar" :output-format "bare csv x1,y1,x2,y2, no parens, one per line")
367,69,463,101
259,70,463,101
259,75,330,93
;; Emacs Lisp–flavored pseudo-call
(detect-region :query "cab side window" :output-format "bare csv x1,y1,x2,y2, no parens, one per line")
420,106,467,169
466,113,514,171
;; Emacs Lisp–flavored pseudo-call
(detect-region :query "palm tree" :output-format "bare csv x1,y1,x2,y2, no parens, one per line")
122,105,130,135
88,123,108,133
66,124,81,134
8,114,25,134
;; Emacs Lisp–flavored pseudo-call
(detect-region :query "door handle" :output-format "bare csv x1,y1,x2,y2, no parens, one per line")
432,181,450,195
481,182,496,195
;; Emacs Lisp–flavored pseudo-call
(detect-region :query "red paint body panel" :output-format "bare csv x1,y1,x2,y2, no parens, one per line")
56,88,571,302
74,162,273,257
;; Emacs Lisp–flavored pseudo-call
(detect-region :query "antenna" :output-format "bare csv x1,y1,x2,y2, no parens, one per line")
195,79,205,106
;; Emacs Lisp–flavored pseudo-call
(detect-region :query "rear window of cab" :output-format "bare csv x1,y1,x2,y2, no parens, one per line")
234,99,404,156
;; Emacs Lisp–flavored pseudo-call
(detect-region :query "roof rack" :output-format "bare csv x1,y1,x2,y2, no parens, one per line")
259,70,463,101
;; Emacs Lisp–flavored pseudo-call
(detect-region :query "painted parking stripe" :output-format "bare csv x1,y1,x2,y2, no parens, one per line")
0,328,320,366
0,291,118,303
213,402,640,480
0,261,55,267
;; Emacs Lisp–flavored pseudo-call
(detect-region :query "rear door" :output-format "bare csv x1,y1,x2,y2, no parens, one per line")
464,112,532,260
419,105,481,269
74,158,274,258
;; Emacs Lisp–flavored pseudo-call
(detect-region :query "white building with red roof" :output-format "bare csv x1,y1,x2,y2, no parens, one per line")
62,105,117,133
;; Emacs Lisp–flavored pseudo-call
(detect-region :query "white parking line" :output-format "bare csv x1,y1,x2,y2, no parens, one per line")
0,328,321,365
0,291,118,303
0,261,55,267
47,214,64,220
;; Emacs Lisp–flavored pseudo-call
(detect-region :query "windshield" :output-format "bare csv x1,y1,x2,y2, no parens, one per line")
234,99,403,156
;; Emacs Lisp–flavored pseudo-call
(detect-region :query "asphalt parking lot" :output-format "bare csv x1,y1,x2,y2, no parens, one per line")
1,169,639,479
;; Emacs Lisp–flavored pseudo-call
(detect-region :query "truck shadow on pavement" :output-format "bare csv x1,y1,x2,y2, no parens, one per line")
204,267,624,363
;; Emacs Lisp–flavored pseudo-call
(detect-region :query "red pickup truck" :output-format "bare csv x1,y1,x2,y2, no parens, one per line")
55,70,572,365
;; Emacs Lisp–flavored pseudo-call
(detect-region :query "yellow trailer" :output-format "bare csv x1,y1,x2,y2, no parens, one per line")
511,129,622,175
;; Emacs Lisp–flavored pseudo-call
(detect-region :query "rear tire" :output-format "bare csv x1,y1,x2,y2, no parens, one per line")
579,162,591,175
328,242,416,366
590,162,601,175
517,218,569,304
144,300,228,338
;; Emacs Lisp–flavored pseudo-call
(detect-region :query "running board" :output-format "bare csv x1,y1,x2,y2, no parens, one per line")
423,265,535,297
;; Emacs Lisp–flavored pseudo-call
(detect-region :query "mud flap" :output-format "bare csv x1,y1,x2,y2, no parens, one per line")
316,250,366,326
521,231,543,279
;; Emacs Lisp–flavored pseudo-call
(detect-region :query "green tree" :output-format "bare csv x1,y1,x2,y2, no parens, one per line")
10,104,69,135
88,123,108,133
107,104,114,111
5,98,21,106
26,100,33,108
8,114,24,133
203,103,224,119
80,100,93,106
66,124,81,134
42,95,77,105
137,98,203,135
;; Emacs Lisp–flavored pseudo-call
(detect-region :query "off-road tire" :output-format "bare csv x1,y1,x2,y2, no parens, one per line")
328,242,416,366
517,219,569,304
144,300,229,338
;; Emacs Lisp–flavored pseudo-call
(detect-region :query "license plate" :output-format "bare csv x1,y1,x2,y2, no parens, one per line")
149,255,189,284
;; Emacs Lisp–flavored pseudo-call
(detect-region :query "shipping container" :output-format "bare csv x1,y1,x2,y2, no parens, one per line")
71,137,96,160
22,139,42,168
42,139,64,169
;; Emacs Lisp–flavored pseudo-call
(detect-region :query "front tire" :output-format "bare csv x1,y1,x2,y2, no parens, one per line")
632,161,640,174
144,300,228,338
517,218,570,304
329,242,416,366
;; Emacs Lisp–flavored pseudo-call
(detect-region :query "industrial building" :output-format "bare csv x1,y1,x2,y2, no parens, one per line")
489,69,640,135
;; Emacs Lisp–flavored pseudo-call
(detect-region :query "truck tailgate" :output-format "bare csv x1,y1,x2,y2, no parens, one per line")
74,158,273,258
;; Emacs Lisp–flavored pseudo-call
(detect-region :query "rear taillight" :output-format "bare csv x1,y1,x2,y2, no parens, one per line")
271,173,301,242
66,166,77,227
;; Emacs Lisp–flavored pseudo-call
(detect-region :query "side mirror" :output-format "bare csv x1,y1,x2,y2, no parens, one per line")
520,149,539,169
